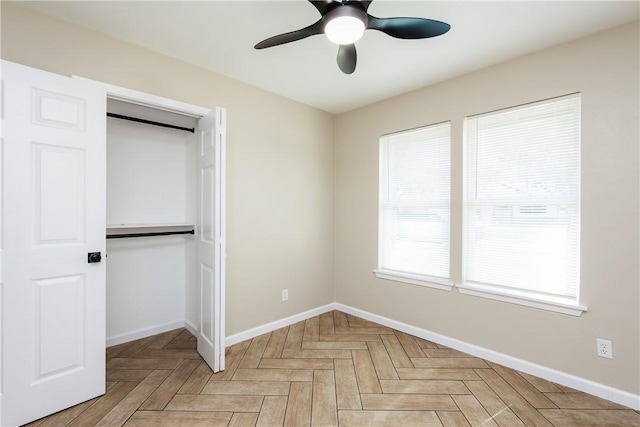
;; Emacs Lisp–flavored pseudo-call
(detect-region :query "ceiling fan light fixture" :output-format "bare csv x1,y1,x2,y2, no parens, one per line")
255,0,451,74
324,6,367,45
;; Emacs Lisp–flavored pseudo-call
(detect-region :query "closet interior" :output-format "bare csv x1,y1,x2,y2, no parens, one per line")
105,99,199,344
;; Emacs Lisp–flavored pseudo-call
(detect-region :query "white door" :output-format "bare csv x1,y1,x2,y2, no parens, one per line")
197,107,226,372
1,61,106,426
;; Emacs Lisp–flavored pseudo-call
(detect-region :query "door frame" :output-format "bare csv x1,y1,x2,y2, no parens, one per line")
74,76,226,355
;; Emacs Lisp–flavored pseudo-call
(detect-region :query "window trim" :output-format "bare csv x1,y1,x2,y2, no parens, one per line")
456,281,587,316
374,269,454,291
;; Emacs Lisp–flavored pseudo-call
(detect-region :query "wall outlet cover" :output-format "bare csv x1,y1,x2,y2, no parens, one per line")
596,338,613,359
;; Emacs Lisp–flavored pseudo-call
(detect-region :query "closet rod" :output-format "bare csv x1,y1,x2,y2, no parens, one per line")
107,230,195,239
107,112,195,133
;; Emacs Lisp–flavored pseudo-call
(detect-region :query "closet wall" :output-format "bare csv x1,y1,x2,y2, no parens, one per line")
105,100,198,342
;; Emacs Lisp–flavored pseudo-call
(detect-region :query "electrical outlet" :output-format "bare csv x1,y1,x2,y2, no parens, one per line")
597,338,613,359
282,289,288,302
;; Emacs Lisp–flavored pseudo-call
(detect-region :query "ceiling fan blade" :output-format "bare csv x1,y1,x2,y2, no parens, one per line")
255,19,324,49
345,0,373,12
367,16,451,39
308,0,338,15
337,44,357,74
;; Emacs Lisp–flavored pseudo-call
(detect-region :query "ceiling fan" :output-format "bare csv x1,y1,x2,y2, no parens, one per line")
254,0,451,74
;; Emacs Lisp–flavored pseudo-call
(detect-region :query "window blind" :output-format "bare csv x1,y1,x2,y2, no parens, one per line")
379,122,451,280
465,94,581,299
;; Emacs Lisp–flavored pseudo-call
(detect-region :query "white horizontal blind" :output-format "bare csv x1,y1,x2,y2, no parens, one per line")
379,122,451,280
465,94,580,299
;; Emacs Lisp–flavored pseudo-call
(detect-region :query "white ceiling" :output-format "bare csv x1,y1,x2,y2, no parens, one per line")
22,1,640,114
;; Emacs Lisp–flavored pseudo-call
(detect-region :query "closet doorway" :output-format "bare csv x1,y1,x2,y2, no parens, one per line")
94,79,227,375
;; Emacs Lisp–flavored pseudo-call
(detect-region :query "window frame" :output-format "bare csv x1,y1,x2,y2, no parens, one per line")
461,93,586,316
374,122,453,291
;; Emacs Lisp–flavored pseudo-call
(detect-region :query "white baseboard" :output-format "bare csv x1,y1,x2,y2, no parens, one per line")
225,303,335,347
334,303,640,411
106,320,186,347
184,319,198,337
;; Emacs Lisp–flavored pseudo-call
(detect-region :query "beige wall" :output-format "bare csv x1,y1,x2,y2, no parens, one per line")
334,21,639,394
1,3,335,335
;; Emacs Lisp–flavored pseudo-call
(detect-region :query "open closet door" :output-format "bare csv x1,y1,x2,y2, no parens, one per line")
1,61,106,426
197,107,226,372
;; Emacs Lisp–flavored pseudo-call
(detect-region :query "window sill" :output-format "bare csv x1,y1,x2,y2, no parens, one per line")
374,269,454,291
456,282,587,316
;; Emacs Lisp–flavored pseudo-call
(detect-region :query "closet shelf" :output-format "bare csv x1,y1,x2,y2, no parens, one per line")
106,223,195,239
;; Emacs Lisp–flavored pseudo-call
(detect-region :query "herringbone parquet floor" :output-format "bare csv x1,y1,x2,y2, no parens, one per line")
27,310,639,426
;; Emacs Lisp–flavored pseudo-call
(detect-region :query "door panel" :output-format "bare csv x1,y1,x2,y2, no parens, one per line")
34,274,85,381
34,144,85,243
1,60,106,427
32,89,87,131
202,165,215,242
197,107,226,373
201,264,214,342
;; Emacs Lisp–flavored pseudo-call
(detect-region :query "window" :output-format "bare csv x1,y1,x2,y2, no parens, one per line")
374,95,585,315
376,122,451,289
462,94,582,312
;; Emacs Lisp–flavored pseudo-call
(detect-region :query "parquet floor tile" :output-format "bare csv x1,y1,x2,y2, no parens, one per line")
26,310,640,426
